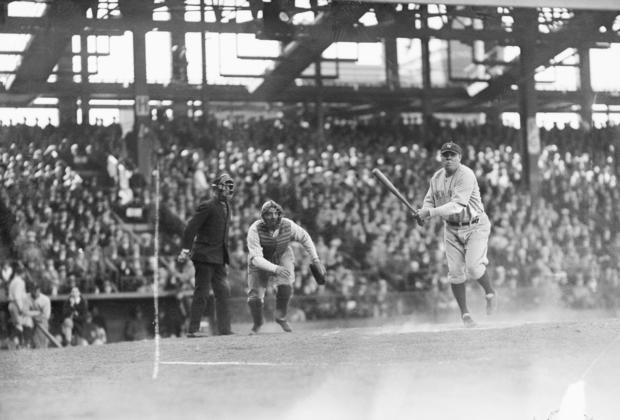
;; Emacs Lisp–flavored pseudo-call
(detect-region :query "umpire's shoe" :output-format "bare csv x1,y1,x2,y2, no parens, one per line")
275,318,293,333
485,292,498,316
462,313,477,328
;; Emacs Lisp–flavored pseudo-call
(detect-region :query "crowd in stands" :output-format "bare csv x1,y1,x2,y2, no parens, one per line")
0,115,619,346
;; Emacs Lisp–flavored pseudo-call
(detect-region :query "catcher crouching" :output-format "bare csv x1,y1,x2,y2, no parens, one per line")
246,200,326,334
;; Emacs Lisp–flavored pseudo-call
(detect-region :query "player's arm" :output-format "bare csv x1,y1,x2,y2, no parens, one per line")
22,304,41,317
289,220,326,275
416,179,438,221
421,183,435,210
427,202,466,218
289,220,319,262
246,223,285,275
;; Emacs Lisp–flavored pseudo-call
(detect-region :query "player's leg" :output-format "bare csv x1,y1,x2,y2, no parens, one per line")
204,292,217,335
211,264,232,335
465,217,496,315
187,262,212,336
445,229,474,326
8,302,25,347
275,285,293,332
247,272,267,334
274,250,295,332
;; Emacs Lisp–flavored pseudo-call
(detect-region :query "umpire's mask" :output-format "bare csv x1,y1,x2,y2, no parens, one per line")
212,173,235,201
260,200,283,230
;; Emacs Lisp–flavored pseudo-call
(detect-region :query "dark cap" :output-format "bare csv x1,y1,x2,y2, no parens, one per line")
212,173,234,186
440,142,462,155
260,200,283,216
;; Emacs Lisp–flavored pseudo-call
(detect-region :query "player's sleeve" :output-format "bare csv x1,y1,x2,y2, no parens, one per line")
246,222,279,273
289,219,319,261
421,183,435,210
450,169,476,207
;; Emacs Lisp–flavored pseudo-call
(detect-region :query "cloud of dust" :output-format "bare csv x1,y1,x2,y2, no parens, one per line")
555,381,587,420
281,364,521,420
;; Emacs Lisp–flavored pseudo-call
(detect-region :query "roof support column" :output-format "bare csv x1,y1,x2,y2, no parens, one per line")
57,46,77,124
578,47,593,130
133,24,152,181
420,7,433,131
199,0,209,118
516,9,541,199
80,33,90,124
169,0,188,119
314,60,325,143
384,36,400,91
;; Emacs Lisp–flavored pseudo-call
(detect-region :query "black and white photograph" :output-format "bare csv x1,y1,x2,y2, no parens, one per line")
0,0,619,419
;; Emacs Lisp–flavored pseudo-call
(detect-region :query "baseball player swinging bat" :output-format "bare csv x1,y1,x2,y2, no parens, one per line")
372,168,424,225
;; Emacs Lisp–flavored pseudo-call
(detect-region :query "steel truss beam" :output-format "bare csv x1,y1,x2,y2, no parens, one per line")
1,16,618,44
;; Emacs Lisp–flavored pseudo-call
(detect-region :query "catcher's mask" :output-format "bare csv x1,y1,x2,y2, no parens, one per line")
212,173,235,199
260,200,283,229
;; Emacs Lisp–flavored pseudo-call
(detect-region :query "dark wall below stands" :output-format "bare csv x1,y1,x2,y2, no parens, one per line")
3,287,616,344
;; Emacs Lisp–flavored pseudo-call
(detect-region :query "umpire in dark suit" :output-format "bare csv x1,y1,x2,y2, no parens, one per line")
177,173,235,336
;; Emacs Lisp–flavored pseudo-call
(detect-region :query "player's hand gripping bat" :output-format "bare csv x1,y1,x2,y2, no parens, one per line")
372,168,424,226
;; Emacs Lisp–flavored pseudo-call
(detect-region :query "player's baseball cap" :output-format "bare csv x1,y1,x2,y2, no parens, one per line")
440,142,462,155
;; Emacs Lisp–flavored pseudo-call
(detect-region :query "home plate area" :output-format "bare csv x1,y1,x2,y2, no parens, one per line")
2,317,620,420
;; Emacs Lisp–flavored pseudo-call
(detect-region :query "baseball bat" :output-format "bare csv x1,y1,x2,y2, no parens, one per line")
36,322,62,348
372,168,422,219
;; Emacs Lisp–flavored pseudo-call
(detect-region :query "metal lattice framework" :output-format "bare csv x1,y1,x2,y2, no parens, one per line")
0,0,619,117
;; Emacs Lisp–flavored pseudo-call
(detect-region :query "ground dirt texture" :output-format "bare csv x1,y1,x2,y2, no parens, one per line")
1,311,620,420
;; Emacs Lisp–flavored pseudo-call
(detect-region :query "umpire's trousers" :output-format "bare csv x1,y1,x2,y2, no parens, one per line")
188,262,231,335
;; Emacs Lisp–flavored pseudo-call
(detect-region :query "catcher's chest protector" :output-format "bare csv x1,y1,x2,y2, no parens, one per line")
258,220,292,263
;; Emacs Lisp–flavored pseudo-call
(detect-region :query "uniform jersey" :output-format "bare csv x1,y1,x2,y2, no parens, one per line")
422,163,485,225
247,217,319,274
29,293,51,324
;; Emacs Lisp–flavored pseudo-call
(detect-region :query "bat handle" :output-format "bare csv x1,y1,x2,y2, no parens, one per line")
410,209,424,226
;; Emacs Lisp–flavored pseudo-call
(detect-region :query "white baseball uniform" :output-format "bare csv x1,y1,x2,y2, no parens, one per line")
422,163,490,284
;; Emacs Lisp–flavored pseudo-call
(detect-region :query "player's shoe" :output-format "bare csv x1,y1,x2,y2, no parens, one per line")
485,292,498,316
462,313,477,328
249,324,261,335
275,318,293,333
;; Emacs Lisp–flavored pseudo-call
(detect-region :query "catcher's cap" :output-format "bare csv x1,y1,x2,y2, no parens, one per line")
440,142,462,155
260,200,283,216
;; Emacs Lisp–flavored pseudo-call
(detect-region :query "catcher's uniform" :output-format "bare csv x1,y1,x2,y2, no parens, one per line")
246,217,319,299
422,163,490,284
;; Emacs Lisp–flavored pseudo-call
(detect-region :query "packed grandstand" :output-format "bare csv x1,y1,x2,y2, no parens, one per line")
1,115,618,347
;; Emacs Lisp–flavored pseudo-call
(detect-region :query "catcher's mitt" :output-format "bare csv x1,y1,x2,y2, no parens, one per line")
310,261,326,285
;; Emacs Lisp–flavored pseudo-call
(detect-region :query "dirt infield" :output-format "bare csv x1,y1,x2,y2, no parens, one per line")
1,312,620,420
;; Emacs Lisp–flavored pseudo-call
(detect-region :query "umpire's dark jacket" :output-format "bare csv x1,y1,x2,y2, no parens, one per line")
181,197,230,265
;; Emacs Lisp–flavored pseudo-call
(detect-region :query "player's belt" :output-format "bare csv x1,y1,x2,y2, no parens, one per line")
446,216,479,227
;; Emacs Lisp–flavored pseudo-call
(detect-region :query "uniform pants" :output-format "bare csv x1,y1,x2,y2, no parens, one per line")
189,262,231,335
444,213,491,284
247,247,295,300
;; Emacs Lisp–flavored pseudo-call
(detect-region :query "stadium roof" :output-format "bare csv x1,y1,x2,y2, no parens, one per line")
0,0,619,116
